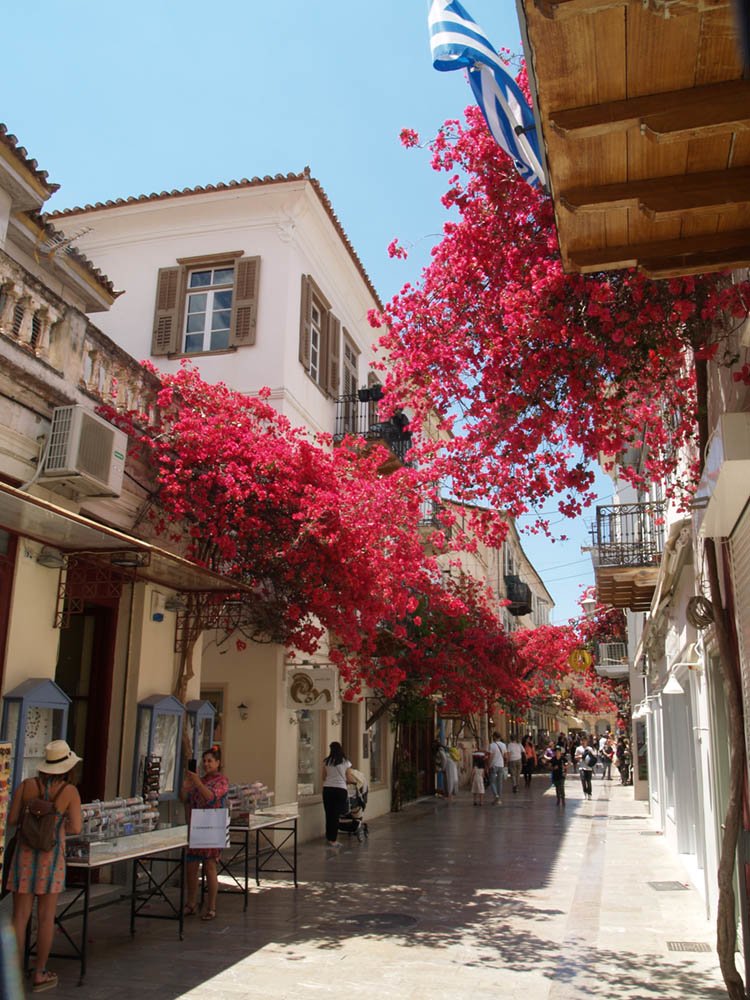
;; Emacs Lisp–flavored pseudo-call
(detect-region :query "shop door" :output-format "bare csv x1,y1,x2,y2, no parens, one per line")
55,604,117,802
401,717,434,800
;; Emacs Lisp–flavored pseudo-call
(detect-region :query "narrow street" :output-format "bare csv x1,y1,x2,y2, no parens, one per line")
50,774,726,1000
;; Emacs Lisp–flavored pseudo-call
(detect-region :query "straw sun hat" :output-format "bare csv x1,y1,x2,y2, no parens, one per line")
40,740,82,775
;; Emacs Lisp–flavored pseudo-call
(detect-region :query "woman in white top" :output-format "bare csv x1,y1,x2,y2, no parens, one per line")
321,742,355,848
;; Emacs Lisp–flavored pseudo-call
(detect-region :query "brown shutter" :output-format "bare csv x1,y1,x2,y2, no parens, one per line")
151,267,181,356
299,274,312,370
230,256,261,347
327,315,341,396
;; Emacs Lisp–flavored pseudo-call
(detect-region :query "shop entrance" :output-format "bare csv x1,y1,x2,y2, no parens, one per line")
55,603,117,802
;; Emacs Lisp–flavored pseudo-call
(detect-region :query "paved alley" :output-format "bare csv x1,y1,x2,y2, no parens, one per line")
47,774,727,1000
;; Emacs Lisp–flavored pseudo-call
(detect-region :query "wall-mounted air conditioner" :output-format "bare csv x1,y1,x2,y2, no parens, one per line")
38,405,127,498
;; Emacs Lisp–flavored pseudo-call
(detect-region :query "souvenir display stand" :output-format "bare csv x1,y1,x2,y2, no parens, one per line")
0,679,70,790
185,700,215,761
211,801,299,911
30,800,188,986
132,695,184,800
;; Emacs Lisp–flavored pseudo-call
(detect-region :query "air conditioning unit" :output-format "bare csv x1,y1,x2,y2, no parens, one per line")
39,405,127,498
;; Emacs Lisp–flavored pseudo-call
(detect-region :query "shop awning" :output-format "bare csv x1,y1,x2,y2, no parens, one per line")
0,481,250,595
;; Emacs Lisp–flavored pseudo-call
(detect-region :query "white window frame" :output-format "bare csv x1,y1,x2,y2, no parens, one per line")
183,266,234,354
309,301,323,385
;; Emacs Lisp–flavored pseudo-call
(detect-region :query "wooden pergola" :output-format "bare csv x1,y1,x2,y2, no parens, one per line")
518,0,750,277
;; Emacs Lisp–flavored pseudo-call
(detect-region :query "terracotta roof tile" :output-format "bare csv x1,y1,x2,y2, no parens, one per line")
0,124,59,196
46,170,382,308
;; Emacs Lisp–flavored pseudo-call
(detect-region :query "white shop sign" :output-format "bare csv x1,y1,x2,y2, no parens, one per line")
285,667,339,711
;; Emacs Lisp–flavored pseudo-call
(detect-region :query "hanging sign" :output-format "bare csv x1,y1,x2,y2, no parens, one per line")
285,668,339,711
568,649,592,672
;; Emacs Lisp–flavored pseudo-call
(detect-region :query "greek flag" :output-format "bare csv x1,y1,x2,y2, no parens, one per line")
428,0,545,189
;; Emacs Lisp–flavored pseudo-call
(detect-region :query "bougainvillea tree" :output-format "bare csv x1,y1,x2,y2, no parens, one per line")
375,84,750,998
371,107,750,542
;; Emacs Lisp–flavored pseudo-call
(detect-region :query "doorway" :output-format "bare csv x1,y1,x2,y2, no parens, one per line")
55,603,117,802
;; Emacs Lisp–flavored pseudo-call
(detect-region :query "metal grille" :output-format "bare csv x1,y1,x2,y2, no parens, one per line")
648,881,689,891
76,411,115,483
46,406,74,472
590,501,666,567
667,942,711,953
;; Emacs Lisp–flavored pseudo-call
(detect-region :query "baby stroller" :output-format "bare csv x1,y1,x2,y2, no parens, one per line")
339,769,369,842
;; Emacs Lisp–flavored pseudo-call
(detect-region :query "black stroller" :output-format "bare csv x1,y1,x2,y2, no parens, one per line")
338,770,369,842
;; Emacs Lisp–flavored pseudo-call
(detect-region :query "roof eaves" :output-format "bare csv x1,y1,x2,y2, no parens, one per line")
46,170,383,310
0,124,59,199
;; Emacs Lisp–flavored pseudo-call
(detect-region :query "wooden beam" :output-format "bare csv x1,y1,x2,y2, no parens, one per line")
534,0,627,18
560,166,750,219
549,80,750,141
567,228,750,273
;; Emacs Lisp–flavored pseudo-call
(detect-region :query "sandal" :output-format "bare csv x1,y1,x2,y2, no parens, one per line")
32,970,58,992
184,904,198,916
201,909,216,921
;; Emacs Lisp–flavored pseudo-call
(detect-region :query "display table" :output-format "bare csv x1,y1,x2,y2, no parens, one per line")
30,825,187,985
213,806,299,910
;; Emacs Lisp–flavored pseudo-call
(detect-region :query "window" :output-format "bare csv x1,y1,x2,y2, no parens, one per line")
151,253,260,356
365,697,387,785
184,266,234,353
299,273,340,396
297,709,321,796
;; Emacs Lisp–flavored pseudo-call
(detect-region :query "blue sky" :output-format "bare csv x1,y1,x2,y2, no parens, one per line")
1,1,610,622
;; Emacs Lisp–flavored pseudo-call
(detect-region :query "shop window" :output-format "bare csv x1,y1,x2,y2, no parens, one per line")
366,697,386,785
297,708,321,796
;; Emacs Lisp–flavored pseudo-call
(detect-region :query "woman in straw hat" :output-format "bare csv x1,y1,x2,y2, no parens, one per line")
7,739,82,992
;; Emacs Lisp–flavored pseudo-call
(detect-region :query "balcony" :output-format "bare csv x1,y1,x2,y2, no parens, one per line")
504,574,532,617
333,391,412,470
595,641,630,679
590,501,665,611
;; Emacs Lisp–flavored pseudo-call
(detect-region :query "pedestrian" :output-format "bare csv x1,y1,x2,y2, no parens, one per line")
521,735,537,787
601,738,615,780
486,731,507,804
575,735,597,799
551,746,567,805
434,741,448,796
182,746,230,921
444,745,460,802
7,739,83,993
506,734,523,793
471,747,488,806
321,741,355,847
616,738,632,785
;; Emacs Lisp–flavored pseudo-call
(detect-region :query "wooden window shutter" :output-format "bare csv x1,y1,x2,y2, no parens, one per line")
299,274,312,370
327,315,341,396
151,267,181,356
230,256,261,347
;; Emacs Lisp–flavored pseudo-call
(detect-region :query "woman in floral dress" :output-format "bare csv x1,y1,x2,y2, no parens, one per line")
7,739,82,992
181,746,229,921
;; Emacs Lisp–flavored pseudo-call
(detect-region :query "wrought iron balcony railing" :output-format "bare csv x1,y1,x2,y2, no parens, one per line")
590,501,665,568
333,392,412,465
504,574,532,617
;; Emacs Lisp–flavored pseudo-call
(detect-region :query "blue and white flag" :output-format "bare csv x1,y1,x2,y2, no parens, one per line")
428,0,545,189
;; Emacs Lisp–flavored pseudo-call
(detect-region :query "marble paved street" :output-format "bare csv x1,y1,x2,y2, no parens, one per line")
47,774,728,999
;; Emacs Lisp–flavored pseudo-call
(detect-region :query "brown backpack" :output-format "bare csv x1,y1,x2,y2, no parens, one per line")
18,779,64,852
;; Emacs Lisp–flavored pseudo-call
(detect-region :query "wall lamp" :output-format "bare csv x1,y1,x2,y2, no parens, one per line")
37,546,66,569
237,702,249,720
662,674,685,695
110,550,149,568
164,594,188,613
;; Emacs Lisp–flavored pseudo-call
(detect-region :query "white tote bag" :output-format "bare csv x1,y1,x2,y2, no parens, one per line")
188,808,230,849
